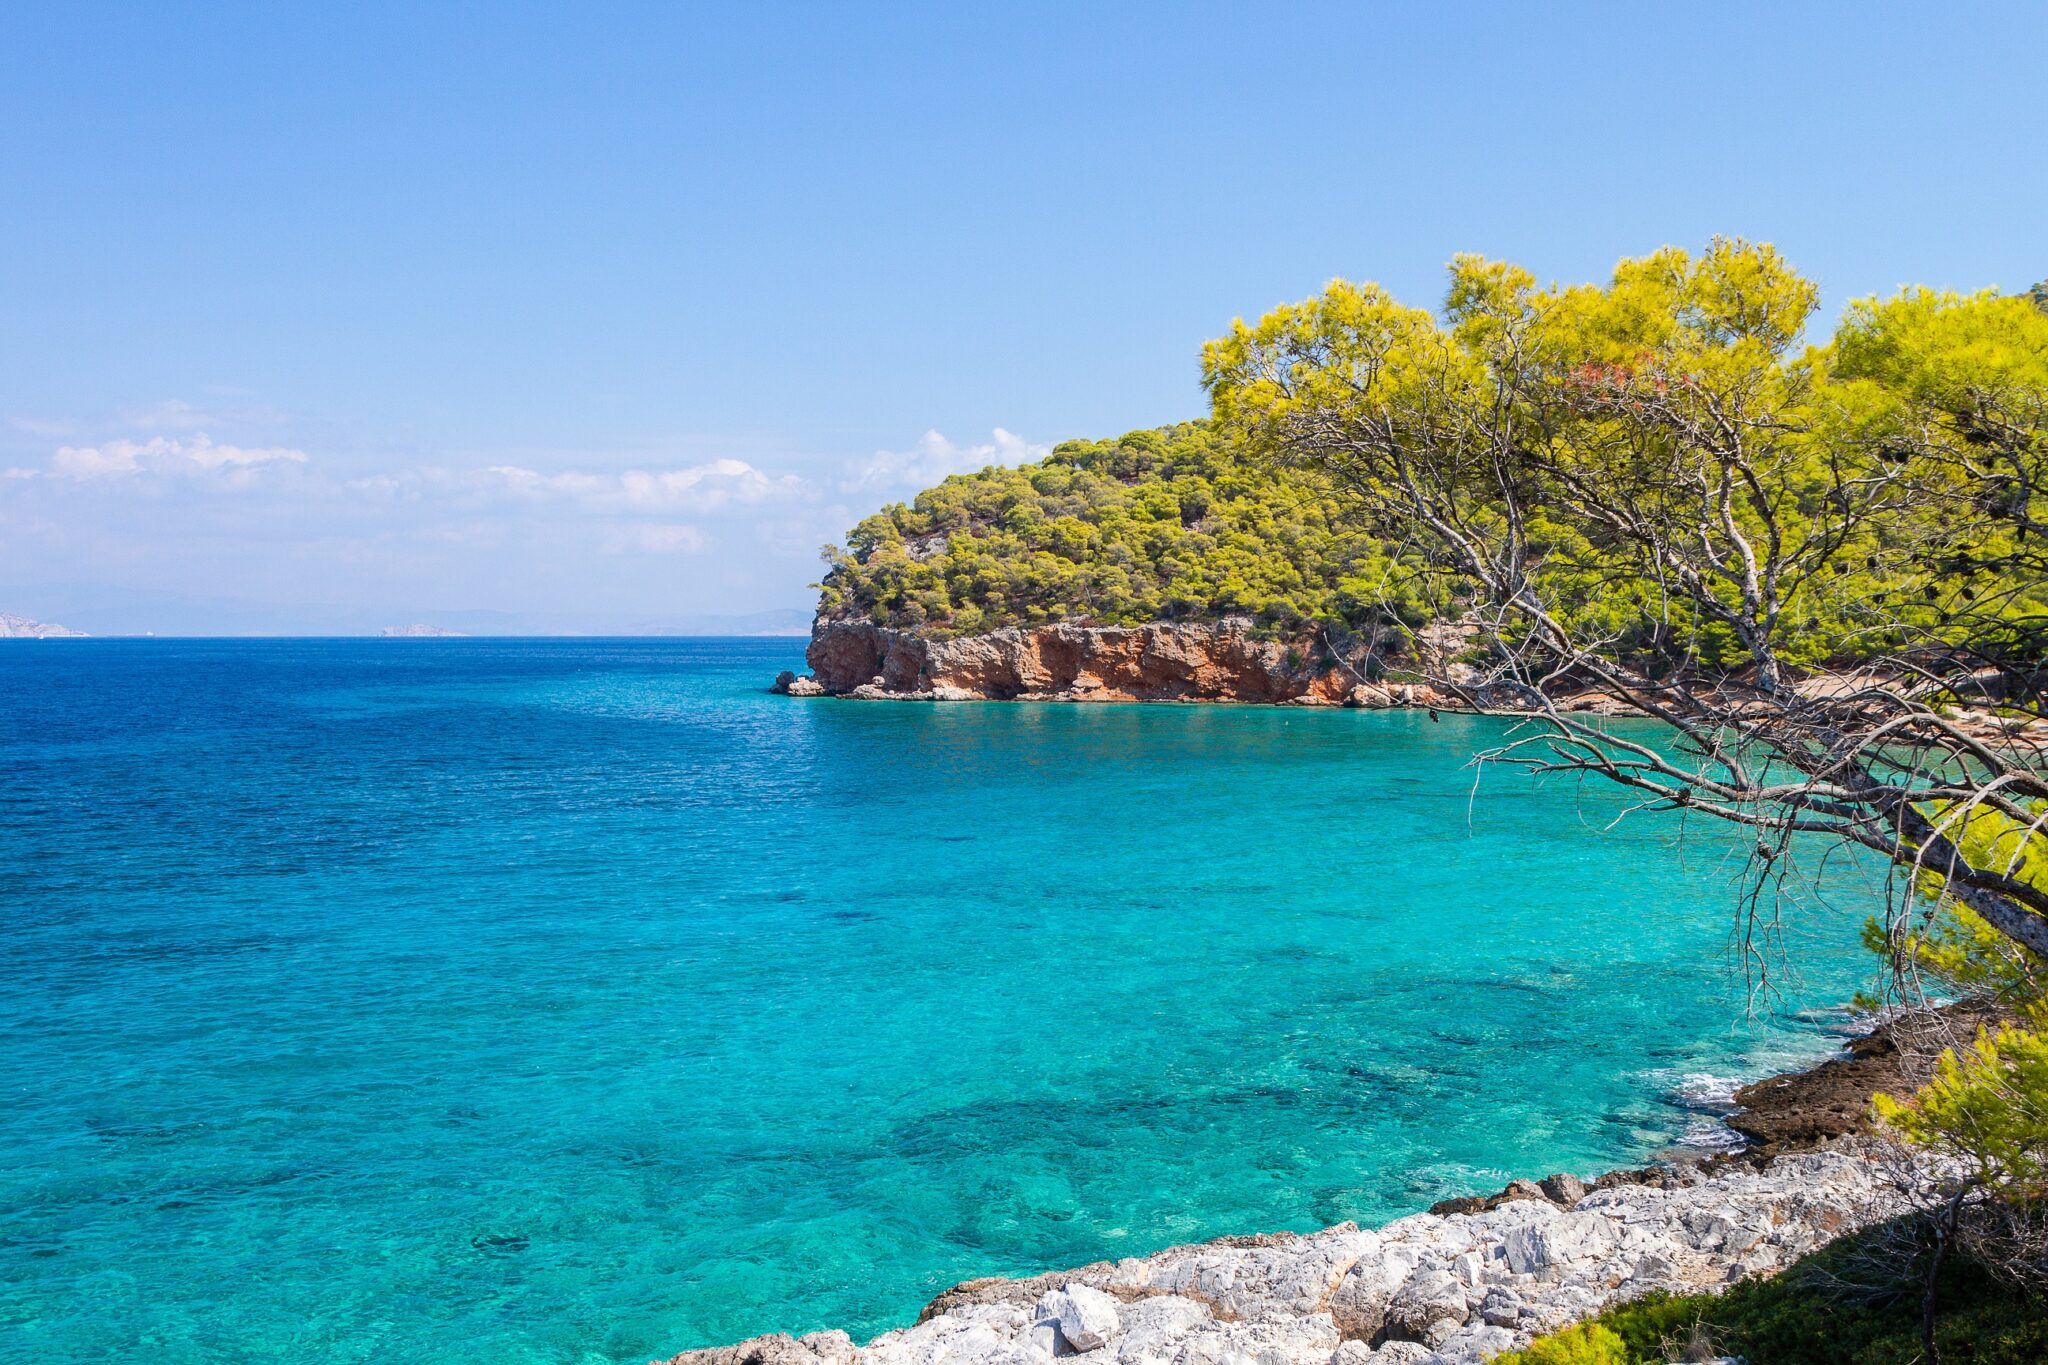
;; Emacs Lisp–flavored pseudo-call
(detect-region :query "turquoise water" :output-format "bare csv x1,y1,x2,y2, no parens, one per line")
1,639,1881,1364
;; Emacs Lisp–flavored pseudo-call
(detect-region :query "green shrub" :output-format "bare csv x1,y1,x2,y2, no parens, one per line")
1492,1321,1630,1365
1498,1219,2048,1364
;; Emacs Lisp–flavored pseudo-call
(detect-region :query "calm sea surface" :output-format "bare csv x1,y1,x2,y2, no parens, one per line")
0,639,1881,1363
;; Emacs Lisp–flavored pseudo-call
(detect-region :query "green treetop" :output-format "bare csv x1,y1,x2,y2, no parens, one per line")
814,422,1432,638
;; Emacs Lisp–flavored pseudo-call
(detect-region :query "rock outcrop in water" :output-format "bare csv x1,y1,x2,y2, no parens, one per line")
773,616,1451,707
659,1142,1906,1365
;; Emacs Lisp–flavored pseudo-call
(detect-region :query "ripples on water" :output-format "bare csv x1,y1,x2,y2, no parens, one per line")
0,639,1881,1363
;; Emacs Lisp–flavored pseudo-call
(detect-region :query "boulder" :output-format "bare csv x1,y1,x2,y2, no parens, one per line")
1475,1286,1523,1329
660,1332,850,1365
1429,1321,1515,1362
1383,1267,1468,1342
770,671,827,697
795,1332,856,1362
1326,1264,1391,1341
1043,1285,1121,1352
1361,1345,1435,1365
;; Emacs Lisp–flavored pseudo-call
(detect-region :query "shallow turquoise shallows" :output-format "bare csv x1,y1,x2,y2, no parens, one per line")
1,639,1882,1363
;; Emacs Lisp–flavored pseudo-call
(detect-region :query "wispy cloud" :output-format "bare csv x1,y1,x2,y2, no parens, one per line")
481,457,803,513
1,420,1047,620
603,522,707,554
124,399,221,431
49,433,309,480
839,428,1048,495
10,416,78,438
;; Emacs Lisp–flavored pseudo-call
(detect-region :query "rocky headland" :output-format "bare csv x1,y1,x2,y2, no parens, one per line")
772,617,1481,709
660,1012,1961,1365
770,618,2033,746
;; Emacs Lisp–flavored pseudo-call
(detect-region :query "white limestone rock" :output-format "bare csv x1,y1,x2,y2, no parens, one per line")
1383,1266,1468,1342
1475,1286,1523,1329
1428,1321,1516,1364
1044,1285,1122,1353
1111,1296,1214,1361
667,1144,1911,1365
1360,1345,1435,1365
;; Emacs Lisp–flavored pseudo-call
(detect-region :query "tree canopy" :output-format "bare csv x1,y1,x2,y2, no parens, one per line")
1203,240,2048,954
815,423,1431,637
1205,243,2048,1301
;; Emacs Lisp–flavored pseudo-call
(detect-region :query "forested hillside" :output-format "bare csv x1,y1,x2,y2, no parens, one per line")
821,272,2048,685
815,423,1428,638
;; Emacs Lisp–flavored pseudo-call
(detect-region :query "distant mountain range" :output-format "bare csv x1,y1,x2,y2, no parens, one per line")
0,585,813,638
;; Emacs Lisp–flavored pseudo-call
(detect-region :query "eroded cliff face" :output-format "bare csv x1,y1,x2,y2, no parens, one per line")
776,616,1445,707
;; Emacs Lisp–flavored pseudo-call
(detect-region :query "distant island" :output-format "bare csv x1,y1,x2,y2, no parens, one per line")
0,613,86,638
380,623,468,638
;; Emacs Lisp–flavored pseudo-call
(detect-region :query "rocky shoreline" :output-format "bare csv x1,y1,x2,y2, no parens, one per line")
659,1010,1971,1365
770,620,2034,746
772,617,1467,709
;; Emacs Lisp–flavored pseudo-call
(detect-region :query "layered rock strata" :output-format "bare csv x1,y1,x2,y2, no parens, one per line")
774,617,1443,707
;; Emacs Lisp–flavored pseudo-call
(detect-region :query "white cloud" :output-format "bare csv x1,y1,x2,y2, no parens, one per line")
481,457,802,513
604,522,707,554
839,428,1048,495
51,443,143,477
126,399,219,431
49,433,308,480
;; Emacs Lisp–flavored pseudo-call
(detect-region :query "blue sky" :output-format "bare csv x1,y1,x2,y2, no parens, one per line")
2,3,2043,632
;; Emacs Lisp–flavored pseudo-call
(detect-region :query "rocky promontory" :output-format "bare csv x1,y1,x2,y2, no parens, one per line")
772,617,1459,708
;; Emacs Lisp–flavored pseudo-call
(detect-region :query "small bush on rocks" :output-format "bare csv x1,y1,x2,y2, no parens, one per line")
1491,1321,1630,1365
1500,1219,2048,1364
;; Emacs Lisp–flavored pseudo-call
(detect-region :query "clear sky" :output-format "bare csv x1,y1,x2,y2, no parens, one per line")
2,2,2043,632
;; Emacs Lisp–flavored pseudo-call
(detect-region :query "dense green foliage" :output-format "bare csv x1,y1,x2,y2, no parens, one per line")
1865,803,2048,1009
1496,1222,2048,1365
1204,244,2048,682
816,423,1430,637
824,254,2048,689
1869,801,2048,1282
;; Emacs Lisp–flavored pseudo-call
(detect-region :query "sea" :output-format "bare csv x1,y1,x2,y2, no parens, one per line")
0,638,1885,1363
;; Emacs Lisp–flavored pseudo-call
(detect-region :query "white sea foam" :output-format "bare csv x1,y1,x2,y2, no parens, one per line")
1674,1114,1750,1154
1659,1070,1743,1112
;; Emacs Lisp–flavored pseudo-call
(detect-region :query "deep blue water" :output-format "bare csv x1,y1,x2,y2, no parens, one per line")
0,639,1881,1363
